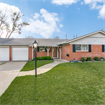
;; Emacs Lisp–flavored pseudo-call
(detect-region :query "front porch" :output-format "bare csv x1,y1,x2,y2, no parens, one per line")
49,47,61,59
34,46,62,59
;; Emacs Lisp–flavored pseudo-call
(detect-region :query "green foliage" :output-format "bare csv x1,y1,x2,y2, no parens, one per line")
100,57,104,60
37,57,40,60
81,57,86,62
87,57,92,61
94,56,99,61
41,56,45,60
33,56,52,60
46,56,51,60
43,56,51,60
43,56,47,60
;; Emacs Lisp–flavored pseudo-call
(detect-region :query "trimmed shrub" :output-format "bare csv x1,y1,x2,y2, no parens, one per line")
33,56,52,60
46,56,51,60
37,57,40,60
44,56,48,60
87,57,92,61
100,57,104,60
33,57,40,61
81,57,86,62
94,56,99,61
41,56,45,60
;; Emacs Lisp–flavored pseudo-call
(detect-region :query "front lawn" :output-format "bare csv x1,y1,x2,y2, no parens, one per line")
0,62,105,105
21,60,54,71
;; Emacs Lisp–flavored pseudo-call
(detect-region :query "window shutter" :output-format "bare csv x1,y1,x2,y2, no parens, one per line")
45,47,47,52
89,45,91,52
73,44,76,52
37,47,39,52
102,45,104,52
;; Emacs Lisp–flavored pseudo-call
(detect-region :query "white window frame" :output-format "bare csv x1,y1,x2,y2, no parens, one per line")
104,45,105,52
39,47,45,52
75,44,88,51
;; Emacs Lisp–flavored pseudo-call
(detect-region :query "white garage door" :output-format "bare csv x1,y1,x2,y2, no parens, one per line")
0,47,9,61
12,47,28,61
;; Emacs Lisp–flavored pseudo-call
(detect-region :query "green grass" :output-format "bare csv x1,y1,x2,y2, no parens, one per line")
21,60,54,71
0,62,105,105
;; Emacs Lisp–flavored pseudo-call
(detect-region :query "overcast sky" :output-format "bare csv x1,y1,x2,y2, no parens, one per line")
0,0,105,39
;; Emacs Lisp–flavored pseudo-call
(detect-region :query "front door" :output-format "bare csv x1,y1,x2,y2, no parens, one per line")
53,47,57,57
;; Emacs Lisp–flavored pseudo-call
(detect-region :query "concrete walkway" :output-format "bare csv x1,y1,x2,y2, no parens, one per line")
18,59,68,77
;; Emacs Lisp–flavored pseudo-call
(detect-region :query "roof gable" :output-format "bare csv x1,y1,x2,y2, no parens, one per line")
70,31,105,45
67,30,105,43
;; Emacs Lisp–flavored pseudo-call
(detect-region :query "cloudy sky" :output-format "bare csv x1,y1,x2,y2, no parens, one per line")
0,0,105,39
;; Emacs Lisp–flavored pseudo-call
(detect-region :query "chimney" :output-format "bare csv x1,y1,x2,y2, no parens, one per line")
66,35,67,39
76,35,77,38
73,35,75,39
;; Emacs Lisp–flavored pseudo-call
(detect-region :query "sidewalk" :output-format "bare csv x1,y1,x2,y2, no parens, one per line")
18,59,68,77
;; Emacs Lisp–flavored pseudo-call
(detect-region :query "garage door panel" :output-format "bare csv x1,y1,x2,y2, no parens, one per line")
0,47,9,61
12,47,28,61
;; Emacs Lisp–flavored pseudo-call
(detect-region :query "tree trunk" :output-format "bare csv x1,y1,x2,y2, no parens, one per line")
8,30,13,38
6,31,9,38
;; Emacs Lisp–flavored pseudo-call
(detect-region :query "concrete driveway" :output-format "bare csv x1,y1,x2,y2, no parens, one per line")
0,61,5,65
0,61,26,96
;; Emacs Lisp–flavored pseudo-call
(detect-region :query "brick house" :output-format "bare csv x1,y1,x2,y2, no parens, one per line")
0,30,105,61
60,30,105,61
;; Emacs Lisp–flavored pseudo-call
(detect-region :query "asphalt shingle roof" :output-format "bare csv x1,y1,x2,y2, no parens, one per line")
0,38,68,46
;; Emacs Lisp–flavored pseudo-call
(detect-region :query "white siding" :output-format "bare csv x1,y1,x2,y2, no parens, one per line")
71,33,105,45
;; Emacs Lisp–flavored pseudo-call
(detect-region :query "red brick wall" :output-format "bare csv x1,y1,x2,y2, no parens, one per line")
28,46,32,60
37,51,47,57
9,46,12,61
69,44,105,61
33,47,52,58
61,44,70,61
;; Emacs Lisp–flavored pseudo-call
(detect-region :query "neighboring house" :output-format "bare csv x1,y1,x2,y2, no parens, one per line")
0,30,105,61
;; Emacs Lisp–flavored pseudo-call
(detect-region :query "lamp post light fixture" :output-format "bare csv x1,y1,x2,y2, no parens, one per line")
33,40,38,79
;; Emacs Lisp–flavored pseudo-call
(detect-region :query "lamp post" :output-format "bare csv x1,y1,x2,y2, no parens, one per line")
33,40,38,79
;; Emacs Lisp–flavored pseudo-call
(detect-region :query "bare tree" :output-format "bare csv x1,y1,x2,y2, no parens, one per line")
7,12,29,38
0,11,8,38
0,11,7,26
54,36,60,39
0,10,29,38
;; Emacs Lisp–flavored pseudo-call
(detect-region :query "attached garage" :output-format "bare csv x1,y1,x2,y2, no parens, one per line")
12,46,28,61
0,46,9,61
